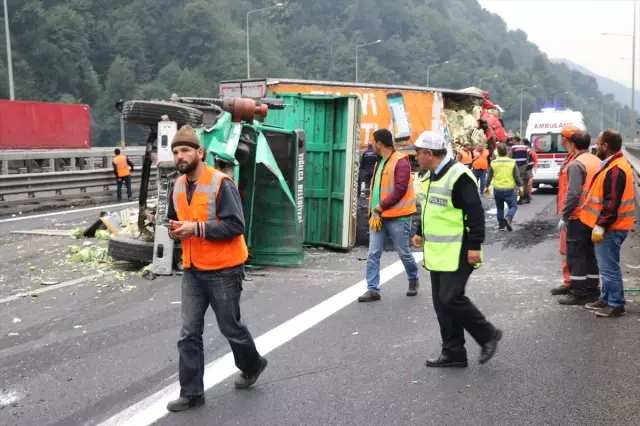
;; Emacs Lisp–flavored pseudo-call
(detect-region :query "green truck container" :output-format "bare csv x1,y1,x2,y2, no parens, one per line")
261,93,362,250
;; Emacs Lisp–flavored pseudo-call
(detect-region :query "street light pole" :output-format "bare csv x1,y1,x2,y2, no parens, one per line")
479,74,499,90
426,60,449,87
519,85,537,136
246,3,283,79
632,0,636,141
3,0,14,100
355,39,382,83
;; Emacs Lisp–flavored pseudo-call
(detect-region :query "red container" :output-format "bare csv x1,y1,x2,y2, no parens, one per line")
0,100,91,149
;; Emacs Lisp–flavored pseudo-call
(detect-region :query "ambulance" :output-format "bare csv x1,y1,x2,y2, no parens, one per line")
525,108,587,188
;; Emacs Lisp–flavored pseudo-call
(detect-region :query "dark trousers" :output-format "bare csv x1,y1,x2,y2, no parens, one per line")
566,219,600,297
116,175,132,201
178,266,262,396
430,254,495,357
359,171,373,196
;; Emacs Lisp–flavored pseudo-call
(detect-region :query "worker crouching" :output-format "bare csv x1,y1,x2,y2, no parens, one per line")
411,131,502,367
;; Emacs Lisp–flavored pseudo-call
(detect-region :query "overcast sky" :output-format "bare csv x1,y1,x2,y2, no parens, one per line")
479,0,637,88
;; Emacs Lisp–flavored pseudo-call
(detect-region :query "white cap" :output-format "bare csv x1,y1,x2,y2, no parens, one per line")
412,131,446,150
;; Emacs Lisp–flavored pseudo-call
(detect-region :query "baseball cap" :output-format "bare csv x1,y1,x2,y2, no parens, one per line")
412,131,446,150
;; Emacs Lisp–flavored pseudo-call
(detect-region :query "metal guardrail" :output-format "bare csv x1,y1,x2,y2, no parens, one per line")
0,167,157,208
623,147,640,221
0,147,147,175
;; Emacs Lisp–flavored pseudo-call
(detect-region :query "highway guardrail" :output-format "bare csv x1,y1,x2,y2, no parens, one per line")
623,146,640,221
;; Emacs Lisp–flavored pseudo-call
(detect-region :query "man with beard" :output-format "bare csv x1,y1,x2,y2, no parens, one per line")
165,125,267,412
581,130,636,317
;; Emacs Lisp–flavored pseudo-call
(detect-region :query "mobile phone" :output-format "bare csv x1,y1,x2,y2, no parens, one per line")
386,92,412,142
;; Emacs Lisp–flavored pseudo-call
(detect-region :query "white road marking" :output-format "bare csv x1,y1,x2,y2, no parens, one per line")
97,252,424,426
0,202,138,224
0,271,117,304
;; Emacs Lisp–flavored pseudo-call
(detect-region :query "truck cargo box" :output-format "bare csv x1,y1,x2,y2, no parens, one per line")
0,100,91,150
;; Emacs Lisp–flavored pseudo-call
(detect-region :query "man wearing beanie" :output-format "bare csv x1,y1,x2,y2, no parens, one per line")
164,125,267,412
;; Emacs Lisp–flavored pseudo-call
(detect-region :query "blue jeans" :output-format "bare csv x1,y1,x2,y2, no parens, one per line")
178,266,262,396
366,218,419,293
473,169,487,193
494,189,517,229
595,230,628,307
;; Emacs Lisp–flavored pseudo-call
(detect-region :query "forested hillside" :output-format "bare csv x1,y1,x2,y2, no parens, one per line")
0,0,634,146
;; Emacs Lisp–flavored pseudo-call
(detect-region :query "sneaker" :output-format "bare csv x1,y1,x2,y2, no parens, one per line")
166,395,205,412
358,291,381,302
585,299,607,310
504,217,513,232
406,282,419,297
234,357,268,389
594,305,626,318
550,285,570,296
498,227,506,232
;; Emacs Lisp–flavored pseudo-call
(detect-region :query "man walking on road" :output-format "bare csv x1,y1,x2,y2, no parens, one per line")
112,148,134,201
556,130,602,306
165,125,267,412
581,130,636,317
472,144,490,194
411,131,502,367
358,128,420,302
485,143,523,232
511,139,534,204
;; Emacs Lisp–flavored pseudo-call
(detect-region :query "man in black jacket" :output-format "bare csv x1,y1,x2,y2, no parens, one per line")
411,131,502,368
359,141,377,196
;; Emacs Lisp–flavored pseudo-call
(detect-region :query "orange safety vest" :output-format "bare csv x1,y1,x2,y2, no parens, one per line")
113,154,131,177
172,166,248,270
369,151,416,218
579,155,636,231
472,149,489,170
557,151,601,220
557,152,576,215
457,150,473,166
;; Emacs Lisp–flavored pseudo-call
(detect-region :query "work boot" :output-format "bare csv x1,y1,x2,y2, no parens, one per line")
479,328,503,364
406,282,419,297
558,294,589,305
358,291,381,302
594,305,626,318
523,197,531,204
550,285,570,296
166,395,205,412
234,356,268,389
425,353,468,368
585,299,607,310
504,216,513,232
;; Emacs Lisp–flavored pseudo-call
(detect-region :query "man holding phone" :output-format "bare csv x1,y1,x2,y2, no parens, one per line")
164,125,267,412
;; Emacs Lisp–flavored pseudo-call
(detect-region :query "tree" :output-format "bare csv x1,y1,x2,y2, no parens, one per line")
497,48,516,71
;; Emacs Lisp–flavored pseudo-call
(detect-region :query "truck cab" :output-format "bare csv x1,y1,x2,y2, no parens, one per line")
525,108,587,188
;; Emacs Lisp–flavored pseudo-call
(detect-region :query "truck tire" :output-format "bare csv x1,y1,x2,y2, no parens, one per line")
121,100,204,128
108,235,183,269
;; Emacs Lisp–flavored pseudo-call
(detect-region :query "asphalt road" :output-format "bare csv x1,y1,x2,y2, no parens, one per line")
1,189,639,426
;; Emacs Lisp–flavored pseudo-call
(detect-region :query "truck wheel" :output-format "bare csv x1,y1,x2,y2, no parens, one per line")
121,100,204,128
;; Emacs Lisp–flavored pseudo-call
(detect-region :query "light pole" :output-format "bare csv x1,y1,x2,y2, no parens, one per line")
518,85,537,136
426,60,449,87
479,74,498,89
602,1,636,141
246,3,283,79
3,0,14,100
355,39,382,83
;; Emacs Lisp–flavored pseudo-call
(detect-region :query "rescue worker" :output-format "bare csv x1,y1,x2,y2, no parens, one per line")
359,141,378,197
472,144,490,193
165,125,267,412
511,138,534,204
456,142,474,168
522,138,536,200
411,131,502,367
359,128,420,302
485,143,523,231
556,130,602,305
581,130,636,318
551,124,579,296
112,148,134,201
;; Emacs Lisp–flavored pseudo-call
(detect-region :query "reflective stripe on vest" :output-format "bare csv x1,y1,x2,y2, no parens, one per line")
579,155,636,231
511,145,529,167
114,155,131,177
173,166,249,270
490,156,517,189
420,162,483,272
472,149,489,170
557,152,576,215
370,151,416,218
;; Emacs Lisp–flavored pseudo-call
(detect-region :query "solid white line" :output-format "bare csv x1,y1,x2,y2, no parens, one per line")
0,271,117,304
97,252,424,426
0,202,138,224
